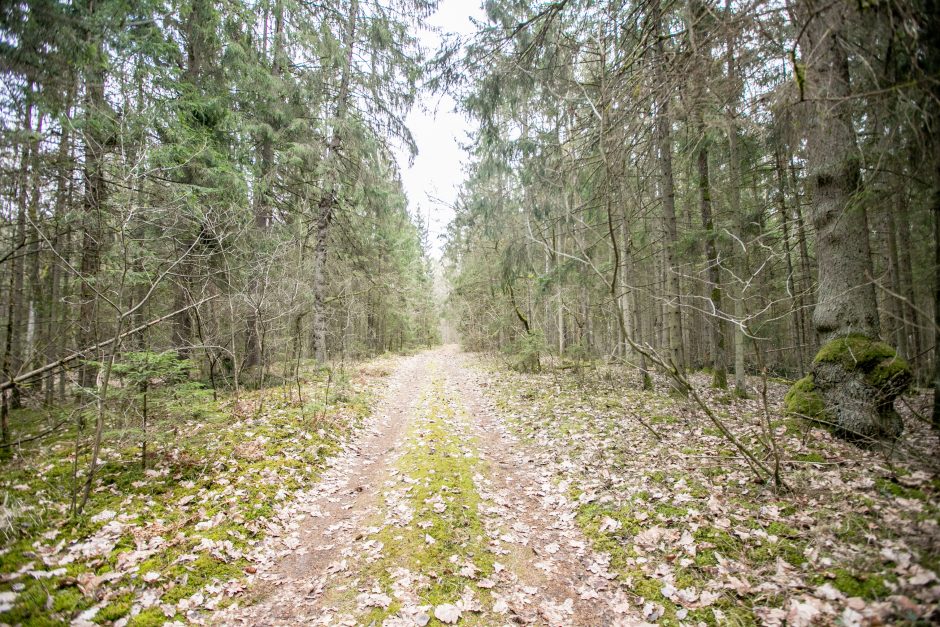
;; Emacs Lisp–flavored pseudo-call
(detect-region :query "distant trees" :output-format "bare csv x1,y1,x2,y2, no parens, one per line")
0,0,441,452
444,0,938,439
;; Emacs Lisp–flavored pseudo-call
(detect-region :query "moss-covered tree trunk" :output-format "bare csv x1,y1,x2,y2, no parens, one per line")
786,0,909,440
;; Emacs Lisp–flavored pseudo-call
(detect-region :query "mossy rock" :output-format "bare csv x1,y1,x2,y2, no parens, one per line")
784,375,827,421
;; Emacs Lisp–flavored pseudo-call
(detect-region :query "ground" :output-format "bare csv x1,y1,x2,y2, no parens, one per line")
1,346,938,626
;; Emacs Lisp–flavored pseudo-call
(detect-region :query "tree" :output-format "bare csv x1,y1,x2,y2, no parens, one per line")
784,0,910,439
112,351,192,469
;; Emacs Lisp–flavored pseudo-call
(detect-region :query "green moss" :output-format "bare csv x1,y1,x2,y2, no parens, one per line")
827,568,890,599
750,538,807,567
654,503,688,519
649,414,678,425
812,335,910,392
127,608,167,627
0,580,50,625
784,375,826,420
793,452,825,463
162,554,244,605
579,512,757,625
766,521,800,538
814,335,896,369
874,477,927,501
835,513,873,543
333,377,498,623
0,540,31,573
695,527,742,559
867,356,910,390
96,595,133,622
52,588,85,614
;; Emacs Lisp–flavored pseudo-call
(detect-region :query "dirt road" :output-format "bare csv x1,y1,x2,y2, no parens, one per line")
213,347,644,626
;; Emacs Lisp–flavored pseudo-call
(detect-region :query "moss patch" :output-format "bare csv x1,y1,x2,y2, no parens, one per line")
812,334,910,391
0,358,385,625
332,377,498,625
784,375,826,420
825,568,891,600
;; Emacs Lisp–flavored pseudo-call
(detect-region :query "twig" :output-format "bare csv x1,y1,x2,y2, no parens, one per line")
1,296,217,392
629,412,663,441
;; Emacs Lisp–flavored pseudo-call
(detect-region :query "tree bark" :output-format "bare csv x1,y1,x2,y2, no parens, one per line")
651,0,683,374
78,52,107,389
796,0,879,341
698,121,727,387
932,184,940,432
312,0,359,363
790,0,908,440
776,147,805,373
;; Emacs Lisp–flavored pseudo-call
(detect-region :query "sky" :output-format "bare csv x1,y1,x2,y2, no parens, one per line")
393,0,485,260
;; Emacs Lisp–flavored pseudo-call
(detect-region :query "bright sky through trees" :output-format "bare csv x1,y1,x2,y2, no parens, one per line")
394,0,483,259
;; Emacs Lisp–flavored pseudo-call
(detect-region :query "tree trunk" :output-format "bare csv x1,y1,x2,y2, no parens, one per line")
698,120,727,388
7,97,34,408
45,114,72,405
895,192,922,367
776,147,805,373
797,0,879,341
650,0,683,375
884,203,908,359
725,0,748,397
932,185,940,432
789,156,816,355
312,0,359,363
789,0,908,440
78,57,107,390
244,0,284,373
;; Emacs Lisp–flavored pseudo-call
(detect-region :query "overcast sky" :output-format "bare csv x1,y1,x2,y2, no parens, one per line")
393,0,485,259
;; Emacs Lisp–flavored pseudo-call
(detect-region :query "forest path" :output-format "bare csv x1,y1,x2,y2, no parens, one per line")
214,346,644,626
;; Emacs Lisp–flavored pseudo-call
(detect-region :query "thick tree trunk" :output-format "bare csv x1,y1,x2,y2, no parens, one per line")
798,0,879,341
787,0,908,440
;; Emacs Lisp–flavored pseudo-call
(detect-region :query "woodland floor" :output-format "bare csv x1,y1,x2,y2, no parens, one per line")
1,346,939,626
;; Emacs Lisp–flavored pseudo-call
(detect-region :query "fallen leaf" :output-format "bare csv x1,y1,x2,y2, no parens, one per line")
434,603,461,624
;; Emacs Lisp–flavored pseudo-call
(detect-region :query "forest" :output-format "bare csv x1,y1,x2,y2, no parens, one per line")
0,0,939,625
